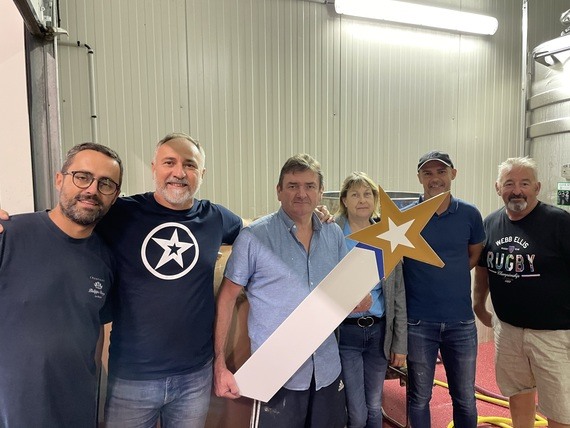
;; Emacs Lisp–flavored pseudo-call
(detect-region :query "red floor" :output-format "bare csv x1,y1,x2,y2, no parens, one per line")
382,341,543,427
205,341,544,427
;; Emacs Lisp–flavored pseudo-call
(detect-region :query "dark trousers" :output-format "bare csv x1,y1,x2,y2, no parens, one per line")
250,373,347,428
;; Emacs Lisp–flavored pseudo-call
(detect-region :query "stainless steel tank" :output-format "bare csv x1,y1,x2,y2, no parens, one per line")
527,33,570,211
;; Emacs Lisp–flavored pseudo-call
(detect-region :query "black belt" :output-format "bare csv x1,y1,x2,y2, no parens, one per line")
342,315,385,328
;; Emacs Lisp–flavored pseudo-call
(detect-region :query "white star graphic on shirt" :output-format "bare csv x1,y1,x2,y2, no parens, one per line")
152,229,195,269
376,218,415,252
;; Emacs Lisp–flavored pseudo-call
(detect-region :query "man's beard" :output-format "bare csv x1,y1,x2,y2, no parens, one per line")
60,194,107,226
155,179,195,207
507,197,527,212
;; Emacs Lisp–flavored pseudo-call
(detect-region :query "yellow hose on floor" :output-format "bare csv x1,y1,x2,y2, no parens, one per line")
432,379,548,428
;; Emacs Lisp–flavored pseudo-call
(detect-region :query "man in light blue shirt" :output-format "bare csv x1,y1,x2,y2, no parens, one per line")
214,154,347,428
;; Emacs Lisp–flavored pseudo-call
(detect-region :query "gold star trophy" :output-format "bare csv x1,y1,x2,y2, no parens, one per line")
349,185,446,276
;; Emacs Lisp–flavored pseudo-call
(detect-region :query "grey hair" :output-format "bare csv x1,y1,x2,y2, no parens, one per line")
497,157,538,183
154,132,206,162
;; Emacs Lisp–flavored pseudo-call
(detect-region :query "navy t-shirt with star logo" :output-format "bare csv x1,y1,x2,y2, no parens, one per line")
96,192,242,380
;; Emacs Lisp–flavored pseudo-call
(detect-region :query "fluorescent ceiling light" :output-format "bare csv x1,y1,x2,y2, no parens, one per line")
335,0,499,36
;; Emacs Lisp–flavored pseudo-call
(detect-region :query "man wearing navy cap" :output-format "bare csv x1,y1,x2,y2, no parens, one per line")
403,151,485,428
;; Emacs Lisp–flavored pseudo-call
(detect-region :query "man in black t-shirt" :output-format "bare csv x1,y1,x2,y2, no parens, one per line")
0,143,122,427
474,157,570,428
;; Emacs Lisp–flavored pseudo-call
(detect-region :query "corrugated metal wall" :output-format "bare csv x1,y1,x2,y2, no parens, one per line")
57,0,547,220
338,0,527,217
57,0,339,217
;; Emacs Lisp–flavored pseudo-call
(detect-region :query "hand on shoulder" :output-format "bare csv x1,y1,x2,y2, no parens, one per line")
0,208,10,233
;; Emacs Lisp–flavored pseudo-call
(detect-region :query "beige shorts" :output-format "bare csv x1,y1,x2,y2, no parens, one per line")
493,317,570,424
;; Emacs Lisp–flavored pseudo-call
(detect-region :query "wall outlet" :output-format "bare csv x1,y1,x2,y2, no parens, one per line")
562,164,570,180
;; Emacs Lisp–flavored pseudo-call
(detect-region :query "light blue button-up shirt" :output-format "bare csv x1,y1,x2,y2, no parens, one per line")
225,208,348,391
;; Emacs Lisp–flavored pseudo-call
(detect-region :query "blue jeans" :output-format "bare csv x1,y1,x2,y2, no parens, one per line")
104,360,212,428
339,318,388,428
407,319,477,428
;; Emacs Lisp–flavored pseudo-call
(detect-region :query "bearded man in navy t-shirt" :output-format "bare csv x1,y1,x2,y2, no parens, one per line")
0,143,123,427
99,133,242,428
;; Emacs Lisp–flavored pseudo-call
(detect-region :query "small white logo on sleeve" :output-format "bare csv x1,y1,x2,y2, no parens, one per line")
88,277,106,299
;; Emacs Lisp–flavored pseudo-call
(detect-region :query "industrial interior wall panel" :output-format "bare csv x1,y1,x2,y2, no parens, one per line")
456,0,525,217
58,0,340,218
338,18,461,194
56,0,562,220
58,0,192,198
184,0,340,217
336,0,524,217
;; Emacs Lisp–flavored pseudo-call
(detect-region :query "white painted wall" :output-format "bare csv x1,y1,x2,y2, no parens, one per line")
0,1,34,214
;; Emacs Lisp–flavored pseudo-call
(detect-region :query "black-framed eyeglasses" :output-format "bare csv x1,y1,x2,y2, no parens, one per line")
62,170,120,195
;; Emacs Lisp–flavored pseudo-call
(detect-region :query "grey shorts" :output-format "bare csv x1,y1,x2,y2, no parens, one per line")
493,317,570,424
